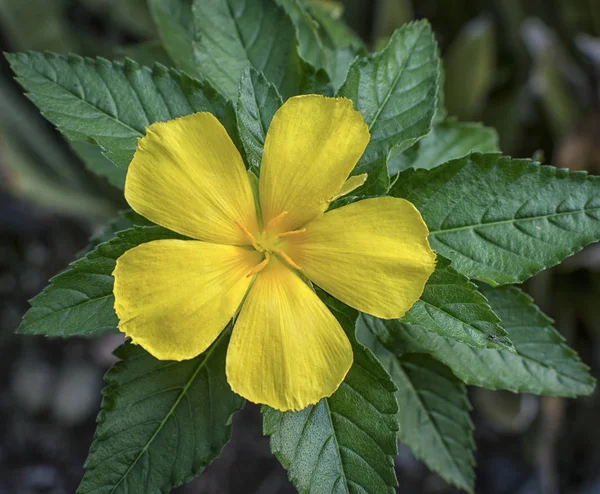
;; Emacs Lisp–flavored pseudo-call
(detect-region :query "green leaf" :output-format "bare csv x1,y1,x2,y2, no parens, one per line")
152,0,302,101
70,140,127,189
276,0,330,72
147,0,199,77
236,68,282,170
391,153,600,285
359,285,595,397
6,52,233,169
77,210,152,257
403,256,513,351
444,16,496,120
263,296,398,494
17,226,181,338
378,352,475,493
388,119,499,175
78,330,244,494
337,20,440,178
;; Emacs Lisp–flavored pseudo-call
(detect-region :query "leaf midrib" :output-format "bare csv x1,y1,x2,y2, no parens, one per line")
365,23,428,132
429,206,600,235
16,59,144,138
108,330,227,494
412,298,507,348
391,358,469,487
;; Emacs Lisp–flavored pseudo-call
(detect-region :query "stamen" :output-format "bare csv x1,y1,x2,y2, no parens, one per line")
276,250,302,271
277,228,306,239
237,222,260,250
246,254,270,277
264,211,288,231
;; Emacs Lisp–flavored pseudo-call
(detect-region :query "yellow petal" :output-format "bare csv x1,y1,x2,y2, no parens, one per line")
125,113,259,245
226,259,353,411
113,239,263,361
287,197,436,319
259,95,370,233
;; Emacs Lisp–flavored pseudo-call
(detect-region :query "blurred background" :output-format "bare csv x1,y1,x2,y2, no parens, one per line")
0,0,599,493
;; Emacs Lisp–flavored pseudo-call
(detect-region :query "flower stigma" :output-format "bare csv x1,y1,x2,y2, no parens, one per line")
238,212,304,276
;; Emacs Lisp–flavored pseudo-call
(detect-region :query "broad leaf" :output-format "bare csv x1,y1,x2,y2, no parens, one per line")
78,330,243,494
359,285,595,397
388,120,499,175
70,140,127,189
147,0,199,78
337,20,440,179
78,210,152,257
263,296,399,493
17,226,181,338
403,256,513,351
391,153,600,285
236,68,282,170
378,352,475,493
151,0,302,101
6,52,233,169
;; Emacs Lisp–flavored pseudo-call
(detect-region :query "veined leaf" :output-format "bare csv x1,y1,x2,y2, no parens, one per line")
263,296,398,494
151,0,302,101
70,140,127,190
337,20,440,179
388,120,499,175
391,153,600,285
147,0,199,78
6,52,233,169
77,210,152,257
17,226,181,338
403,256,513,351
236,68,282,170
378,352,475,493
78,330,243,494
359,285,595,397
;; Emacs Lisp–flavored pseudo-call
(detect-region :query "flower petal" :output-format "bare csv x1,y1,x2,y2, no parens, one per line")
226,259,353,411
259,95,370,233
125,113,259,245
113,239,263,361
287,197,436,319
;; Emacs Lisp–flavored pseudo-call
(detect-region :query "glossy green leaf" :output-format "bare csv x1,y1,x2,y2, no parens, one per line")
388,119,499,174
78,330,243,494
6,52,233,169
152,0,302,101
359,286,595,397
337,20,440,178
391,153,600,285
263,296,398,494
403,256,513,351
147,0,199,77
377,352,475,493
17,226,181,338
236,68,282,170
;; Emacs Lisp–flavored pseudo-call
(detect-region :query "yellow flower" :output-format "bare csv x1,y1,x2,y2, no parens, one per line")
112,95,436,411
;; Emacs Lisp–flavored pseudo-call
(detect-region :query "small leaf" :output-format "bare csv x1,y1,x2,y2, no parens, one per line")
236,68,282,170
6,52,233,169
78,330,243,494
359,285,595,397
391,153,600,285
70,140,127,189
379,352,475,493
17,226,181,338
152,0,303,101
402,256,513,351
264,296,398,494
388,119,499,175
337,20,440,178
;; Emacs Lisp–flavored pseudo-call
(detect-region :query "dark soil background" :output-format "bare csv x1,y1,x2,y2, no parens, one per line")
1,1,599,493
